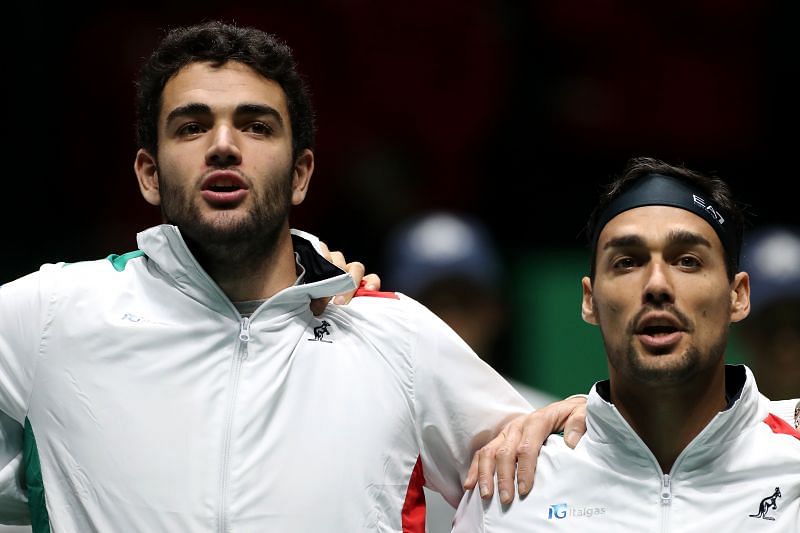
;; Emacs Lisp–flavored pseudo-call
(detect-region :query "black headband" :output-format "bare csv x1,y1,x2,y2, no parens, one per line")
592,174,739,267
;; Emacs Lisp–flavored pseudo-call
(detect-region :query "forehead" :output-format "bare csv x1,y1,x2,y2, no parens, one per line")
160,61,289,120
598,205,723,252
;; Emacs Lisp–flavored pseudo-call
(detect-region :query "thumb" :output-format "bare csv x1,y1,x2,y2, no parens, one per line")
562,396,587,448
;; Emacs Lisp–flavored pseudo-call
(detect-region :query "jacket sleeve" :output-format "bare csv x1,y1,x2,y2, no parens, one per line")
0,269,54,523
407,301,532,509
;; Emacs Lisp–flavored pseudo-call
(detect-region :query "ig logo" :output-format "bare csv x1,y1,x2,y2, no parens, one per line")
548,503,568,519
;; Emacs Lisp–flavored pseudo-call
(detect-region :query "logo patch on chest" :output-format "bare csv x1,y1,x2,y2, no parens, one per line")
308,320,333,343
547,502,606,520
748,487,781,521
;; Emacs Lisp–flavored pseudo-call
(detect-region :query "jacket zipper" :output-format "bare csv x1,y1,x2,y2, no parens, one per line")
218,317,251,532
660,474,672,533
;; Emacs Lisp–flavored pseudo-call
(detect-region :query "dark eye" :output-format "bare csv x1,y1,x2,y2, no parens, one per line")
177,123,205,136
613,257,637,270
246,122,273,135
677,256,702,268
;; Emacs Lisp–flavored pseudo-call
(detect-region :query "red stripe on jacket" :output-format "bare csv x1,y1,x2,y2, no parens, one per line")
353,279,400,299
763,413,800,440
402,456,426,533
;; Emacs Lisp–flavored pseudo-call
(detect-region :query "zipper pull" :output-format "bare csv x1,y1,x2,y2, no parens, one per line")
239,317,251,342
661,474,672,505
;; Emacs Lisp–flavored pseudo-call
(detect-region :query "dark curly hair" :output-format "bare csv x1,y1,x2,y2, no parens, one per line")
135,21,315,161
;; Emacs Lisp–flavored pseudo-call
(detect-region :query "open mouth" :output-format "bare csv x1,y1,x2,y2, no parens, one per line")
636,325,684,351
634,313,686,351
640,325,679,336
201,179,248,205
208,184,242,193
200,173,250,205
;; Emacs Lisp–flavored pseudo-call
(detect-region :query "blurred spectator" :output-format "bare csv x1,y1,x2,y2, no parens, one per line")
383,211,557,532
737,225,800,400
384,211,556,405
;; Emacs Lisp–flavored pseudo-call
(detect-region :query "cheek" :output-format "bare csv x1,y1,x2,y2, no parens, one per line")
690,298,733,340
594,299,628,335
159,143,204,171
157,156,196,187
255,154,294,178
705,303,730,323
595,287,629,319
694,288,732,316
593,290,639,339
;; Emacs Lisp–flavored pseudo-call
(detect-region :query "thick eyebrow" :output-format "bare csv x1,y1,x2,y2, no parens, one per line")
603,230,712,251
164,103,285,128
235,103,284,127
665,229,712,249
165,103,212,126
603,234,645,251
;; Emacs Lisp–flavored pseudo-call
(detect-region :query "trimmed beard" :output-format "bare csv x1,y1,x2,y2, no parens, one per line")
602,330,728,387
602,304,727,385
157,164,294,268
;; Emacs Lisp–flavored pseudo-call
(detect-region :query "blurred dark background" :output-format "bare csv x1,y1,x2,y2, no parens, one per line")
5,0,796,398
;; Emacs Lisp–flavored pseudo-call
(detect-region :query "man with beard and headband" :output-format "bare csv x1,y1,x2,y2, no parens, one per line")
453,157,799,532
0,21,587,531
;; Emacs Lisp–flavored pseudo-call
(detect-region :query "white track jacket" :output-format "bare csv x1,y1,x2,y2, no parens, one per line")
0,225,531,532
453,365,800,532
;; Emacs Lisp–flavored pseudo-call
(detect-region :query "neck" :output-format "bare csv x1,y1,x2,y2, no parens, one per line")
609,362,727,472
190,224,298,302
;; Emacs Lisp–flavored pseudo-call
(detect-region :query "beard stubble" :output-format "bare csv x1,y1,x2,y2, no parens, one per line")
157,164,294,269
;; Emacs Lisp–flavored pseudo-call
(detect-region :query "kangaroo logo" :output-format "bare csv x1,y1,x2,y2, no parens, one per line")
308,320,333,343
749,487,781,521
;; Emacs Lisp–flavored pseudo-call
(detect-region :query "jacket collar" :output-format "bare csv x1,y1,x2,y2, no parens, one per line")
586,365,765,474
136,224,356,319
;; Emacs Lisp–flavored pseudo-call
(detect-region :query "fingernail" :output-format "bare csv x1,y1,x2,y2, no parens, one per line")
500,490,510,502
365,283,377,291
566,431,581,447
480,484,489,497
333,295,345,305
517,481,526,494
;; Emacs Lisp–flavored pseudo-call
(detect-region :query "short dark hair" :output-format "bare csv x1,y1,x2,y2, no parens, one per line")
585,157,745,281
135,21,315,160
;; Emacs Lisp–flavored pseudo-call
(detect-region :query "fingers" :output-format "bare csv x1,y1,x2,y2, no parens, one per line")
317,241,351,273
464,450,480,491
362,273,381,291
473,439,498,500
309,297,330,317
309,242,382,314
310,242,339,315
328,251,346,271
464,435,501,498
333,261,365,305
345,262,366,284
465,418,525,504
562,396,588,449
515,396,588,492
514,411,551,497
318,240,331,261
493,424,522,504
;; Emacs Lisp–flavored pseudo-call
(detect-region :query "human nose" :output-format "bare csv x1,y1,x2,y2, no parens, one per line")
642,259,674,306
206,125,242,167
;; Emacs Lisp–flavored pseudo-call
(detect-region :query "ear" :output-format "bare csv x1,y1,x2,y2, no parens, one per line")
581,276,598,325
135,149,161,206
730,271,751,323
290,148,314,206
